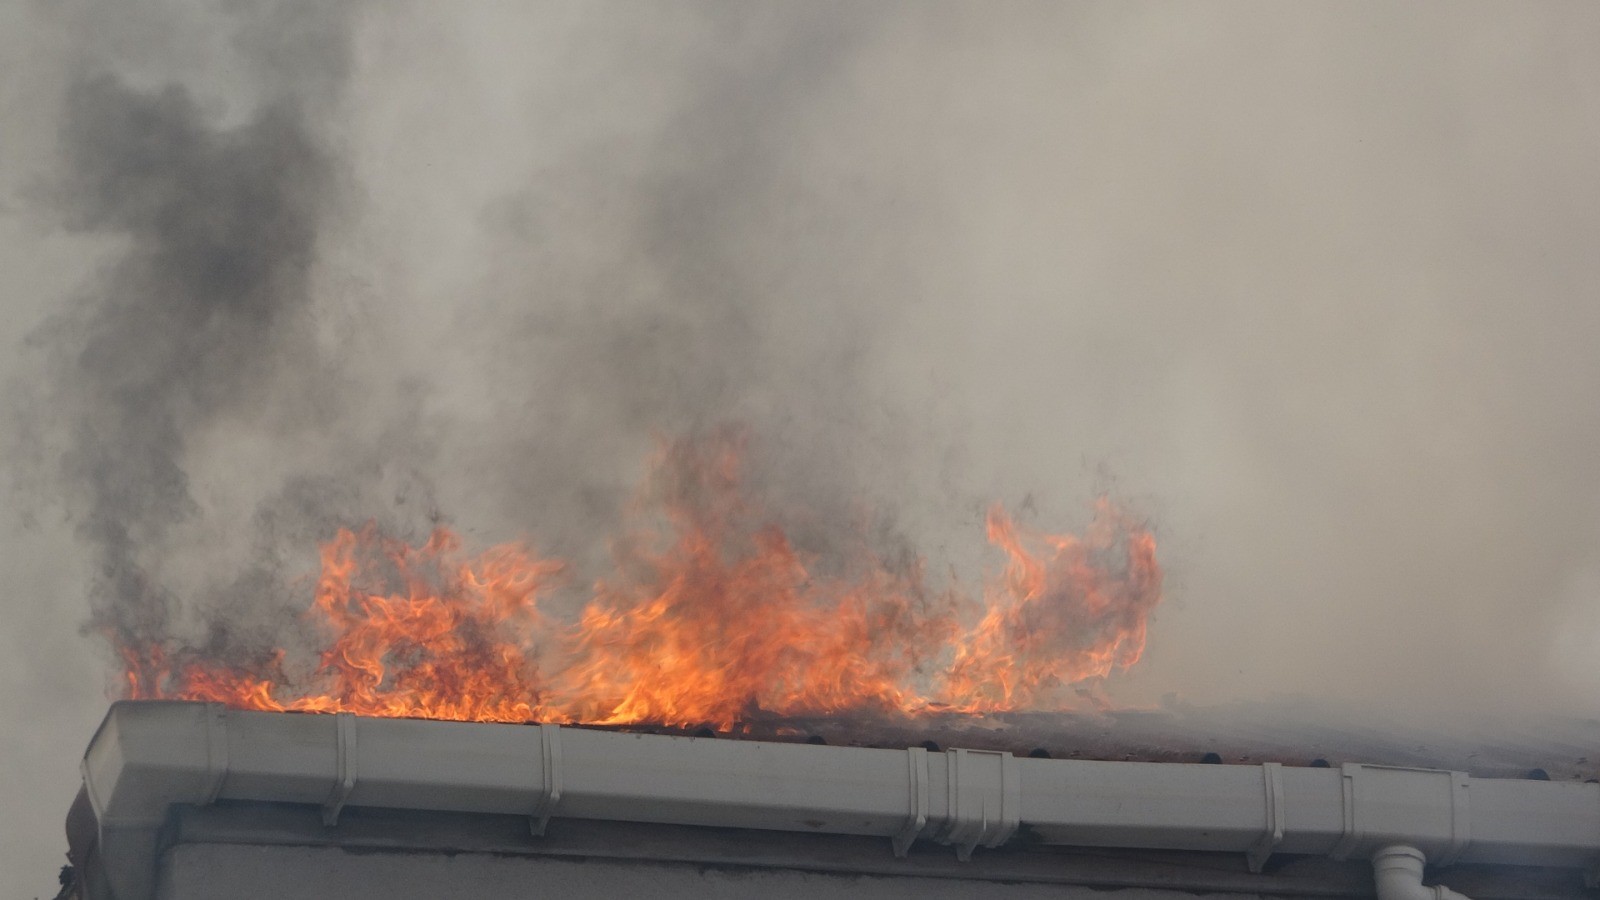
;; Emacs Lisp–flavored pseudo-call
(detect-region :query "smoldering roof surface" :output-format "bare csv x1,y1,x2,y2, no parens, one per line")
582,700,1599,783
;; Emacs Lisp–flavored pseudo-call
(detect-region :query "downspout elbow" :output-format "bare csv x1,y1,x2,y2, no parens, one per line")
1373,846,1472,900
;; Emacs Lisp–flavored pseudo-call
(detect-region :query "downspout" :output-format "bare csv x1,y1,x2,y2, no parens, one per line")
1373,845,1472,900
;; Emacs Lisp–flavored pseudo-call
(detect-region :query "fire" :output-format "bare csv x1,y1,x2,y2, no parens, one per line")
942,503,1162,712
120,432,1164,728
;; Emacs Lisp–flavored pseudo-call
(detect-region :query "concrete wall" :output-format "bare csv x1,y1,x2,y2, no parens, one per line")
122,802,1588,900
157,842,1268,900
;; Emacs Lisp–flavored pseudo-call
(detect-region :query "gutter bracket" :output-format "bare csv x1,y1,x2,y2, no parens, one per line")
940,748,1020,862
1590,788,1600,888
1333,763,1365,861
892,746,929,858
1247,762,1285,873
1436,770,1471,867
530,723,563,837
201,702,230,805
321,713,357,827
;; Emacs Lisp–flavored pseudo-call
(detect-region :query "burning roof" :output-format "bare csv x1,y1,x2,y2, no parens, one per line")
100,431,1600,786
117,430,1162,732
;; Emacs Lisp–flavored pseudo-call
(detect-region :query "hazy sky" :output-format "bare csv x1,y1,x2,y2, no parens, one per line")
5,2,1600,893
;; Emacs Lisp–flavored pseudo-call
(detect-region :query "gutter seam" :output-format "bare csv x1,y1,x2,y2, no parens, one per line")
1247,761,1284,873
321,713,357,827
892,746,928,858
1438,771,1470,867
531,722,563,837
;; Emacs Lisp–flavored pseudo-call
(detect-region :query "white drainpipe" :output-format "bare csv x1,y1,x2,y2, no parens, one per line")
1373,845,1472,900
80,702,1600,900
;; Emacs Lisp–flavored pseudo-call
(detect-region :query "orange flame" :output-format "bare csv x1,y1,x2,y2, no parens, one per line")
120,432,1163,728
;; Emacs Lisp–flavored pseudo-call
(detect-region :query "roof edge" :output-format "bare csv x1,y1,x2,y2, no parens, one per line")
79,702,1600,900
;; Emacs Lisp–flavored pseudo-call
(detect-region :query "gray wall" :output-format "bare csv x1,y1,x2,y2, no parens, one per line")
156,843,1273,900
125,804,1587,900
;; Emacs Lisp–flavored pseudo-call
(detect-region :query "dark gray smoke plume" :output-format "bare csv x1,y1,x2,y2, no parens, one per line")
16,2,940,679
8,4,423,673
50,72,334,648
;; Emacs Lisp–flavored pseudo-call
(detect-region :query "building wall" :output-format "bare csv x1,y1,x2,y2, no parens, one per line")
121,802,1587,900
157,842,1274,900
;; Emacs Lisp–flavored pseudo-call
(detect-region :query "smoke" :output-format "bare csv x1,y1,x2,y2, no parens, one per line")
12,4,371,668
407,4,946,566
6,0,1600,891
7,0,1600,730
13,2,953,678
47,73,324,645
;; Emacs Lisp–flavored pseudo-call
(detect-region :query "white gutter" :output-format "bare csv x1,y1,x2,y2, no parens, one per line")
81,702,1600,900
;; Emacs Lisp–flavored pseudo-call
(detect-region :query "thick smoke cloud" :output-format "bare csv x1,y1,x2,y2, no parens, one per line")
10,1,953,736
422,5,937,566
15,4,467,679
49,72,335,648
5,2,1600,893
